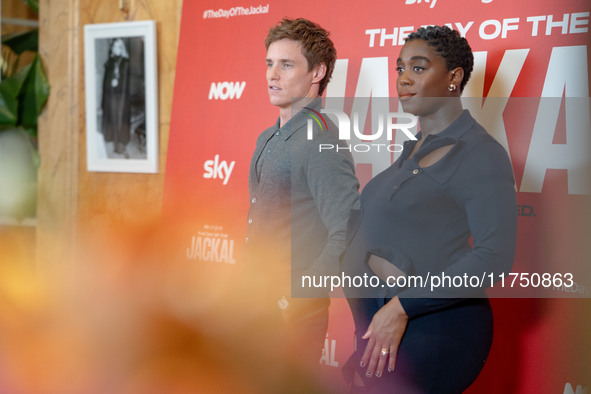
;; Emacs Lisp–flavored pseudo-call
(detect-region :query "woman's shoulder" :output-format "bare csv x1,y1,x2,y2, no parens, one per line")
457,116,510,162
454,131,514,185
460,116,499,147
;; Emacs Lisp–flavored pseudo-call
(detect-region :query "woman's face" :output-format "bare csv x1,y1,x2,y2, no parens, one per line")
396,39,453,116
112,39,125,56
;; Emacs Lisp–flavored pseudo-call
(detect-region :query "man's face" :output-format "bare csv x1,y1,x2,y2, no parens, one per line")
266,39,318,110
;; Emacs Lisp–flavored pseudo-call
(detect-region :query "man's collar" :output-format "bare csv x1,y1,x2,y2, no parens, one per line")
278,97,322,129
272,97,322,140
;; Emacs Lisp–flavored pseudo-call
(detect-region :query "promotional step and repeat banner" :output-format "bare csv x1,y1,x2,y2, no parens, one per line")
163,0,590,392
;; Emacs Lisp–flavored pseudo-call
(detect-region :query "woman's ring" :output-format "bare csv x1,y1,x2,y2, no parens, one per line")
381,348,389,356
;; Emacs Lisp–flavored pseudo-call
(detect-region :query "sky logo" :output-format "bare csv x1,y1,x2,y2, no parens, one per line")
203,154,235,185
405,0,438,9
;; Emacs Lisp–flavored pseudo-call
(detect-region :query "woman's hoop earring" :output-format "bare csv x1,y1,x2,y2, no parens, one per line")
448,84,457,92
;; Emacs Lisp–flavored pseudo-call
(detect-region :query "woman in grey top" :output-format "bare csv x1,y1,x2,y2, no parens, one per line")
342,25,517,393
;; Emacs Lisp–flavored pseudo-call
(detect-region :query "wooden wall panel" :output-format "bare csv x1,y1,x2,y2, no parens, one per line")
36,0,81,266
36,0,182,265
1,0,37,33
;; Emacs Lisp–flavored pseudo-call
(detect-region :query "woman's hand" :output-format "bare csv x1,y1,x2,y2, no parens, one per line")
360,296,408,378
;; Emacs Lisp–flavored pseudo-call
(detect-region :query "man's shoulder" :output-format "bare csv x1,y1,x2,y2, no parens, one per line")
291,114,340,142
255,122,278,143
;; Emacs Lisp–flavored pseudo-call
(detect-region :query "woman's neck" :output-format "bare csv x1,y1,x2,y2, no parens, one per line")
418,99,463,137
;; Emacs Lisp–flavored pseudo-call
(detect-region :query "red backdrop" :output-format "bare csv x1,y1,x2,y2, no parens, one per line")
163,1,591,392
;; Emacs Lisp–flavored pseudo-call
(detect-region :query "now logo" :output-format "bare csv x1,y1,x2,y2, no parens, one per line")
208,81,246,100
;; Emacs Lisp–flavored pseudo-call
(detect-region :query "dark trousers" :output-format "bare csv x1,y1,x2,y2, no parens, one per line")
344,297,493,394
282,297,330,365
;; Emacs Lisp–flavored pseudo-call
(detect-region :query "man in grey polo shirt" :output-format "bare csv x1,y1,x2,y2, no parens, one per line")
244,18,359,364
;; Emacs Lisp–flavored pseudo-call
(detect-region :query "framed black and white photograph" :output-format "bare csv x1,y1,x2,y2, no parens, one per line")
84,20,158,173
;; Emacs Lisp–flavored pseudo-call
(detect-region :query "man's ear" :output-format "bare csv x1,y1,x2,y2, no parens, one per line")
312,63,327,84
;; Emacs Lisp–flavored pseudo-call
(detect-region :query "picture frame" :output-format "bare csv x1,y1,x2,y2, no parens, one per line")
84,20,158,173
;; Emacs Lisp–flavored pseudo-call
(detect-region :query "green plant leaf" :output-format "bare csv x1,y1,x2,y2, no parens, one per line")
24,0,39,14
1,47,17,79
8,62,31,93
19,54,49,131
1,30,38,55
0,66,29,126
0,84,19,126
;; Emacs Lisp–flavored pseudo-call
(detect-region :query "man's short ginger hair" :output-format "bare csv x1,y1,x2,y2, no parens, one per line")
265,18,337,95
